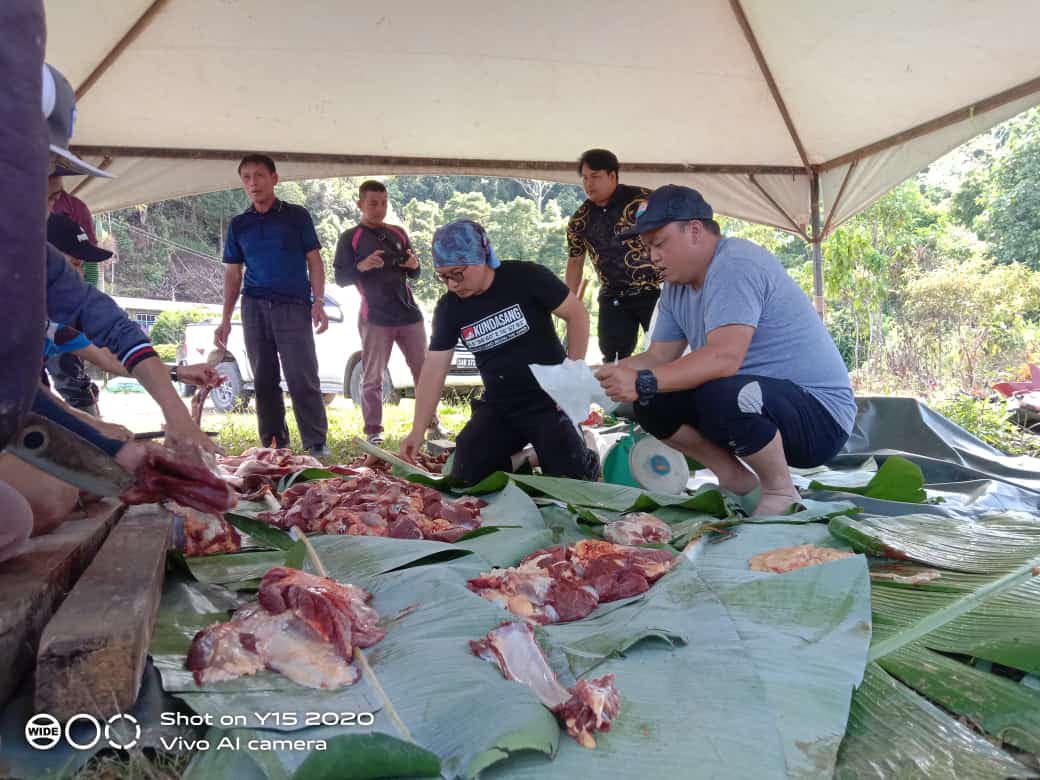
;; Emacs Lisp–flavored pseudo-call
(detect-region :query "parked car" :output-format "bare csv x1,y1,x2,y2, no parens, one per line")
178,284,481,413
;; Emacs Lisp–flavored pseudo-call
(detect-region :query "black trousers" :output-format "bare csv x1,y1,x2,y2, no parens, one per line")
241,296,327,451
46,353,99,415
451,396,600,486
634,375,848,468
598,290,660,363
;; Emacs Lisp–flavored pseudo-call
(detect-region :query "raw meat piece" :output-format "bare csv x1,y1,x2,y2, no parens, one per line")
188,605,358,689
190,385,211,426
186,612,264,684
258,566,385,650
257,470,485,542
187,567,381,689
555,675,622,749
748,544,855,573
471,622,621,748
869,564,941,585
217,447,324,497
469,540,674,624
120,444,236,515
602,512,673,546
168,502,242,556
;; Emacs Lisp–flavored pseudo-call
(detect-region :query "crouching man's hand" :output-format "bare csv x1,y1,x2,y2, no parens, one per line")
594,364,639,403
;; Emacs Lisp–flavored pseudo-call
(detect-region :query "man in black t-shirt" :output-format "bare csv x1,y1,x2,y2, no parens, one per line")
399,221,599,486
334,180,428,445
566,148,662,362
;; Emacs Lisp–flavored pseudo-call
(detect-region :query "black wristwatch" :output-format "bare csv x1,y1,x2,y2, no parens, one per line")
635,369,658,406
169,365,179,383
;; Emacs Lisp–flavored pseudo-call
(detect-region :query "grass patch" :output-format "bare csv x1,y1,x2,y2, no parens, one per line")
209,398,471,462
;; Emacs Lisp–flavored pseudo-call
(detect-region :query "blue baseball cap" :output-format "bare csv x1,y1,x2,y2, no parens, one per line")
621,185,713,237
432,220,501,269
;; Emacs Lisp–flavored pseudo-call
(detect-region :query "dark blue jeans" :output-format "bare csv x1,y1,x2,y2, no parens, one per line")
634,375,848,468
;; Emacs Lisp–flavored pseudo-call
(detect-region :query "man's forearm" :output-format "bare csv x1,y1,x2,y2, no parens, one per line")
132,356,193,424
565,314,589,361
411,367,448,433
307,252,325,300
651,346,739,393
565,256,584,295
618,351,670,371
221,268,242,321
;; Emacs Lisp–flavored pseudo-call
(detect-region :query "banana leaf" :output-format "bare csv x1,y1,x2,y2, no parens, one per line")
481,525,871,779
830,512,1040,573
693,523,872,778
227,512,296,551
879,645,1040,755
869,570,1040,674
809,455,926,503
835,663,1032,778
152,517,874,779
506,474,738,515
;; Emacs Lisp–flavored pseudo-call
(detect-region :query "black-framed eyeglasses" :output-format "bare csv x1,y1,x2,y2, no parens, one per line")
436,267,468,284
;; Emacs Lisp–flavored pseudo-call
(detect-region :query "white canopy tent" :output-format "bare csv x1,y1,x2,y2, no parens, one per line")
45,0,1040,308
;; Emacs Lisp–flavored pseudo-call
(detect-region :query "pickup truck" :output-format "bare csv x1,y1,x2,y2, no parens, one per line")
178,284,481,412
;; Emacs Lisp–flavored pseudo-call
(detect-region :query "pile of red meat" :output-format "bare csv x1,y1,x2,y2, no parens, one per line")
472,621,621,749
258,467,486,543
217,447,325,501
468,539,674,624
187,567,384,689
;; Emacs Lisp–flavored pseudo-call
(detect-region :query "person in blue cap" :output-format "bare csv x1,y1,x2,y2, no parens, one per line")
595,185,856,516
399,220,599,485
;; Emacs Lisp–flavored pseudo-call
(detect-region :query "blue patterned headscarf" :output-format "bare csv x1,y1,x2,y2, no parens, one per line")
431,220,502,269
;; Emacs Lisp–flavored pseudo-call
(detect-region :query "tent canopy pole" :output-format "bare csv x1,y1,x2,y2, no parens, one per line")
811,172,824,316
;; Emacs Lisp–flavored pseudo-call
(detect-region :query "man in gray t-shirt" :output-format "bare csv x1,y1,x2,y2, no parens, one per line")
596,185,855,516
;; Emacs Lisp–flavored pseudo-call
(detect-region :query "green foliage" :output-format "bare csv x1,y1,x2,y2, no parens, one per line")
977,109,1040,269
148,307,212,345
152,343,178,363
932,395,1040,458
441,191,492,224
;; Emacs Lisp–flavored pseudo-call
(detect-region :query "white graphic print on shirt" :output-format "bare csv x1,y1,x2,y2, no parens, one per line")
460,305,530,352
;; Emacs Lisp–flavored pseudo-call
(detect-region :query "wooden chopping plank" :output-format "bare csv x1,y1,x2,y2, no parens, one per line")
0,499,123,708
34,504,171,720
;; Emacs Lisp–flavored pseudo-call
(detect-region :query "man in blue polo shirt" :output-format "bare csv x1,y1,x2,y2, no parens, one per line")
216,154,329,456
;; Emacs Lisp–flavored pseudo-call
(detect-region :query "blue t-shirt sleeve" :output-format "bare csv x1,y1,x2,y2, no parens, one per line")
703,257,766,333
651,290,685,342
223,219,244,263
299,210,321,253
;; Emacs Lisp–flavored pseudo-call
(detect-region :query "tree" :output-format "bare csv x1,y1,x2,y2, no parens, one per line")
978,110,1040,269
511,178,553,213
401,199,443,303
486,197,542,262
441,191,492,225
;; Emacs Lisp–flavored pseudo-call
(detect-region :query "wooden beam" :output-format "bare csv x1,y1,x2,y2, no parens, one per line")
67,145,808,177
35,505,171,720
0,500,123,707
818,74,1040,173
75,0,171,101
729,0,812,172
747,173,809,241
820,160,858,239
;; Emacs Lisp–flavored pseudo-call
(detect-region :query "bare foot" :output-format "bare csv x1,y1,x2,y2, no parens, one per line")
752,490,802,517
718,473,760,496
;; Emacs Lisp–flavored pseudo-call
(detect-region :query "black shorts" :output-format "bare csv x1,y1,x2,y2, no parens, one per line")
633,375,848,468
598,290,659,363
451,396,600,486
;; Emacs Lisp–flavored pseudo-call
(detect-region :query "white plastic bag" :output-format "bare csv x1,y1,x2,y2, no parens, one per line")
528,359,618,427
